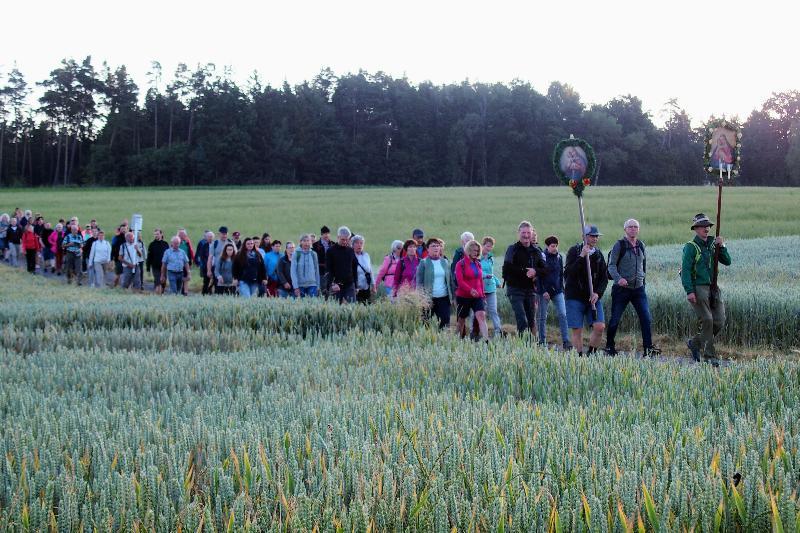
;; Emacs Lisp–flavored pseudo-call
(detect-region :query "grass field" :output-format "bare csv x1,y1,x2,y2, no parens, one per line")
4,186,799,249
2,186,800,530
1,267,799,530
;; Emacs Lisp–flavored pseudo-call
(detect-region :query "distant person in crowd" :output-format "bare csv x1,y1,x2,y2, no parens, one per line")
683,213,731,367
232,231,242,250
291,234,321,298
160,236,191,295
392,239,420,298
119,231,144,290
49,223,66,274
564,225,608,355
6,217,22,267
147,228,170,294
233,237,267,299
264,240,282,297
454,239,490,341
19,209,31,228
21,224,42,274
207,226,234,292
376,240,403,298
276,241,296,298
81,225,95,275
352,234,375,304
259,233,271,254
313,225,332,293
412,228,428,259
450,231,474,290
110,223,128,288
62,224,86,285
87,230,112,288
326,226,358,304
0,213,9,262
606,219,660,357
177,229,194,291
502,220,547,336
480,237,503,337
416,238,453,329
40,221,55,272
195,231,214,295
213,243,237,295
535,235,571,350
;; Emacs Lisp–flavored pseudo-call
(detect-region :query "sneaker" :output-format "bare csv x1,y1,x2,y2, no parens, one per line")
687,339,701,362
644,346,662,358
604,346,618,357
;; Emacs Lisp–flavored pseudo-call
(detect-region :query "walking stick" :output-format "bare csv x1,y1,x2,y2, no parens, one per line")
576,178,596,321
710,164,729,309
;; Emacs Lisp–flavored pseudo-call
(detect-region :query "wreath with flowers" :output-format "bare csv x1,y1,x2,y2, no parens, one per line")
704,118,742,177
552,136,597,197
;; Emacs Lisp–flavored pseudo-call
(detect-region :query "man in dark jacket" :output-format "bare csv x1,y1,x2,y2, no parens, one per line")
502,220,548,336
564,225,608,355
194,231,214,295
535,235,571,350
313,225,332,293
325,226,358,304
147,228,170,294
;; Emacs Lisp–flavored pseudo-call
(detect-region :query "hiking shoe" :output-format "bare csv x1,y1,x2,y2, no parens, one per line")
644,346,662,358
604,346,618,357
687,339,701,362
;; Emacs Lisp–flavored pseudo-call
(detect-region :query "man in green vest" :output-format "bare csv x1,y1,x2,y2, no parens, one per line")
682,213,731,366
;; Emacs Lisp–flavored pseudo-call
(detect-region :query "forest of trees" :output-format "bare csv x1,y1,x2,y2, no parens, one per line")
1,57,799,188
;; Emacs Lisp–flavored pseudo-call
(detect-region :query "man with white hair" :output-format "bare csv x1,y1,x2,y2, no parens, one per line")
160,236,191,295
605,218,659,357
325,226,358,303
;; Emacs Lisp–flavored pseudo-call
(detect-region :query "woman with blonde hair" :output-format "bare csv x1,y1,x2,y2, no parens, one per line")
454,240,489,341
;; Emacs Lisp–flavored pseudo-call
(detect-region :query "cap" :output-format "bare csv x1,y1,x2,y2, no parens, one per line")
583,225,603,236
691,213,714,229
218,226,228,233
320,225,331,234
232,231,240,237
412,228,424,238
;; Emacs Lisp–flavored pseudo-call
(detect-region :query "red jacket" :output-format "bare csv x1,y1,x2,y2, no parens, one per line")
455,257,485,299
21,231,42,252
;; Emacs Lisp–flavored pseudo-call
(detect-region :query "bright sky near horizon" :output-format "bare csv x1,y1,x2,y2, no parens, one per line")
3,0,798,126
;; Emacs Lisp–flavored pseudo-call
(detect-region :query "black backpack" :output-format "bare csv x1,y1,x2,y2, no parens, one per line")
607,239,646,280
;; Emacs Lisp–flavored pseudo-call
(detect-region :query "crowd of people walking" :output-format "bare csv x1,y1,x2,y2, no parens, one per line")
1,207,730,362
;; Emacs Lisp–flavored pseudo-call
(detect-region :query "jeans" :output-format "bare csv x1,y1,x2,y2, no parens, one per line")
120,265,141,289
239,281,260,298
536,292,570,345
606,284,653,349
484,292,502,335
64,252,83,284
92,263,107,288
507,286,536,334
8,243,21,267
167,270,184,294
430,296,451,329
331,283,356,304
298,286,318,298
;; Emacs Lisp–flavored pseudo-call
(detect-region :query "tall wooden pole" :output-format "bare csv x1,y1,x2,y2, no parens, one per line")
577,194,596,319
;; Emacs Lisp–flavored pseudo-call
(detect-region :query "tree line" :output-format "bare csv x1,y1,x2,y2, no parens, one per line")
1,57,799,188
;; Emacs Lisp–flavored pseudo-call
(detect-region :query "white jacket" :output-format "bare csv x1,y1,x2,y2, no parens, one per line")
88,240,112,265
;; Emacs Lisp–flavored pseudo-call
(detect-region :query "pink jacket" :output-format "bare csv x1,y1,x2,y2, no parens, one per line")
48,230,65,254
375,253,400,289
455,257,485,299
392,256,420,296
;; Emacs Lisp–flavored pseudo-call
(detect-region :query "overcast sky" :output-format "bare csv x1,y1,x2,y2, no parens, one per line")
3,0,798,126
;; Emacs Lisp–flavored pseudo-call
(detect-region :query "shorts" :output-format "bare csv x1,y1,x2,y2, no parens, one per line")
456,296,485,319
566,298,605,329
151,265,164,284
114,260,123,275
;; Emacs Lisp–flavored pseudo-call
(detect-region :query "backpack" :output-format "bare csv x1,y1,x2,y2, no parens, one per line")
677,241,702,277
607,239,646,280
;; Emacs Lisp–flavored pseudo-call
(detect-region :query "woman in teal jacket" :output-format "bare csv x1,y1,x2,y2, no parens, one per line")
480,237,503,337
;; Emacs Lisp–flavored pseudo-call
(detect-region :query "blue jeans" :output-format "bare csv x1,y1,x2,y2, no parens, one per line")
484,292,502,334
239,281,260,298
278,288,295,299
606,284,653,349
298,286,318,298
536,292,570,345
507,286,536,334
167,270,184,294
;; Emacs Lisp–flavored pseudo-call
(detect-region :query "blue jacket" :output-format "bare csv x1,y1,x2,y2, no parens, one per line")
479,253,501,294
264,250,281,281
536,250,564,296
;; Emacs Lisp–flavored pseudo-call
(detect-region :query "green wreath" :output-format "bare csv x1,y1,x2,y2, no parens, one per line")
552,136,597,197
703,118,742,177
